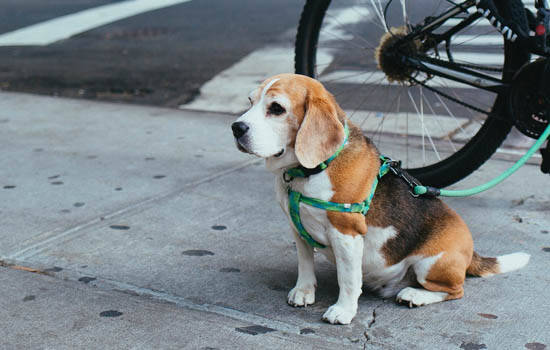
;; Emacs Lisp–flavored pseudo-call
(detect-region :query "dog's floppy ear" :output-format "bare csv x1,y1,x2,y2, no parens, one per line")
295,92,345,169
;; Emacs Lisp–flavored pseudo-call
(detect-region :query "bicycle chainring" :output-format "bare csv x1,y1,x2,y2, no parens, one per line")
510,58,550,139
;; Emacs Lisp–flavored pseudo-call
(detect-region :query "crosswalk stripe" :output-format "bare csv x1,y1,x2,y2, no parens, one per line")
180,5,373,114
349,110,469,139
444,18,490,27
0,0,192,46
180,47,332,114
320,68,500,88
180,47,293,114
453,35,502,45
320,6,370,42
181,48,502,114
447,52,503,65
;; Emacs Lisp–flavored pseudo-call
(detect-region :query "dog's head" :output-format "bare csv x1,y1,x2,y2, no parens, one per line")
231,74,346,169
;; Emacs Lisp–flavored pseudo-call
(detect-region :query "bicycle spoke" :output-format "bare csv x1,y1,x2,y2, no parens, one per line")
368,0,389,32
407,89,441,162
324,10,377,49
320,70,371,84
422,90,458,152
434,92,470,135
346,76,388,117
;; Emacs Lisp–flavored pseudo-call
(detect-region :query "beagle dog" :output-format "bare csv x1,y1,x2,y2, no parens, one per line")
231,73,530,325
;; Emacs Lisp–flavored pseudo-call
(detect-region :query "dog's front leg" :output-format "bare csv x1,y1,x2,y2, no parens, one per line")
287,228,317,307
322,229,364,325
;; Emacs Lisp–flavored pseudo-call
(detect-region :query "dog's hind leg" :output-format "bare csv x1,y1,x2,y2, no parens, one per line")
397,252,468,307
287,228,317,307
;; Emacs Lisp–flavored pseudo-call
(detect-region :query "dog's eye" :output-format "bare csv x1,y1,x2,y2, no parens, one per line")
268,102,286,116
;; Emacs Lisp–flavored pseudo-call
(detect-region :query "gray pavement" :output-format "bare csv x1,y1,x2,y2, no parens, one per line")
1,92,549,349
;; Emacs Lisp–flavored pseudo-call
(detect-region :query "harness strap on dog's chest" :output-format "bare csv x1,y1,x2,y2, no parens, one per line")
288,157,392,249
288,190,327,249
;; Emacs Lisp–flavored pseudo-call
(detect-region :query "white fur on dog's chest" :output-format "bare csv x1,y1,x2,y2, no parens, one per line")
275,170,334,248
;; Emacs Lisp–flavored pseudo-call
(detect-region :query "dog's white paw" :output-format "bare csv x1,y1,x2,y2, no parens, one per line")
322,304,356,325
396,287,448,308
287,285,315,307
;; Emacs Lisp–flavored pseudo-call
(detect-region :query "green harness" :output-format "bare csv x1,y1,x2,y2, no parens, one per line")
285,122,391,249
284,120,550,248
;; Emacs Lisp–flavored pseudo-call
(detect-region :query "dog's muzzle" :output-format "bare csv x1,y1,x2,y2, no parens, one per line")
231,121,284,157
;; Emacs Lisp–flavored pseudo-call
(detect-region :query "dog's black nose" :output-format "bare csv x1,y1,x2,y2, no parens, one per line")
231,121,249,139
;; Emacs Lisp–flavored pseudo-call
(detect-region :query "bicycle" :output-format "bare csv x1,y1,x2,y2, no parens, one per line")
295,0,550,188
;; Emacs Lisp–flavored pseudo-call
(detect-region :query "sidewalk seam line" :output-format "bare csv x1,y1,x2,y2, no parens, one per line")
0,260,350,346
7,159,260,261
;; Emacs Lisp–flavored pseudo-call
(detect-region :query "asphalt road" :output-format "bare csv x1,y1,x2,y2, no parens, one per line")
0,0,303,107
0,0,533,112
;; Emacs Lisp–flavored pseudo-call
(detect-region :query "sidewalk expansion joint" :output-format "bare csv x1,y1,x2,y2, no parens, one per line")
7,158,261,261
0,258,351,347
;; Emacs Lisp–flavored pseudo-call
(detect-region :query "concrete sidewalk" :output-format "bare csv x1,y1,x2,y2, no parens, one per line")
1,92,549,350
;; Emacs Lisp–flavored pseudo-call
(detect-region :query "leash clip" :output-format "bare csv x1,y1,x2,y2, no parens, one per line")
387,160,421,198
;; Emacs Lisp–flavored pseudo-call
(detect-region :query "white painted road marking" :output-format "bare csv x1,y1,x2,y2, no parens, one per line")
180,47,333,114
320,69,500,89
180,5,372,114
350,110,469,138
180,48,502,114
0,0,192,46
444,18,492,27
453,35,502,46
319,6,371,43
181,47,295,114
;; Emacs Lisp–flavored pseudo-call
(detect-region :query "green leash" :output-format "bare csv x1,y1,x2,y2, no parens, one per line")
414,124,550,197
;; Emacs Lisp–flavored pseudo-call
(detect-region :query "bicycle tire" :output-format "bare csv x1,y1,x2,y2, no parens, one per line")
295,0,530,188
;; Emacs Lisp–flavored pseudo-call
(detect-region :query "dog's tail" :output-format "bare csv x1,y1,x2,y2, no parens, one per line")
466,251,530,277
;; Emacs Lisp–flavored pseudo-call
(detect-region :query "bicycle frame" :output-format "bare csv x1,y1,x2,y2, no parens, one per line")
392,0,550,95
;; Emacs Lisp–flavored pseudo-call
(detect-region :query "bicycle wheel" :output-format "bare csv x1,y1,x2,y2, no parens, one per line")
295,0,530,187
